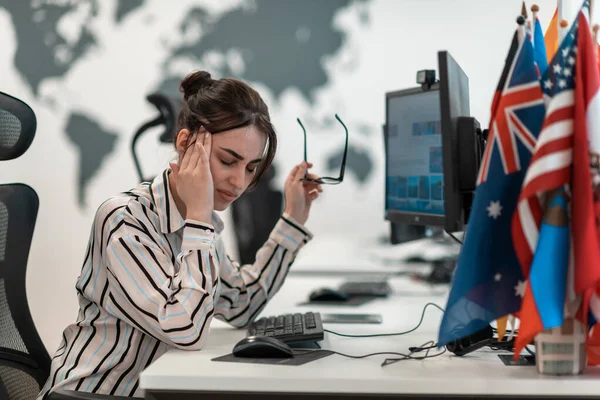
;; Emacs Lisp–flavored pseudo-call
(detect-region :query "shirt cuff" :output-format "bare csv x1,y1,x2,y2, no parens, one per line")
181,219,215,251
269,213,314,252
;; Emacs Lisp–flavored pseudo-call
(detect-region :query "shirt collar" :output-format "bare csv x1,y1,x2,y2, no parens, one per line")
150,168,223,234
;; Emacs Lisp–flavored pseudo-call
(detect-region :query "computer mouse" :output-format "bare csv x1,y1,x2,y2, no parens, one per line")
232,336,294,358
309,287,349,302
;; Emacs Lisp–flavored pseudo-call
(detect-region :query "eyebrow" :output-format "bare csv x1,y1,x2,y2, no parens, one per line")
220,147,262,164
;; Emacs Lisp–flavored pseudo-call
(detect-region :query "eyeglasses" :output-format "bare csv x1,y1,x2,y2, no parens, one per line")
296,114,348,185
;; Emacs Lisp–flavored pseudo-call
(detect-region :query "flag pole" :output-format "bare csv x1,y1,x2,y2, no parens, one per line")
531,4,540,46
531,4,539,21
522,1,531,31
560,19,569,36
558,0,566,41
518,15,527,43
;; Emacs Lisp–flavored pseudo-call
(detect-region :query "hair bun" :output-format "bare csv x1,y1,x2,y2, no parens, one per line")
180,71,214,101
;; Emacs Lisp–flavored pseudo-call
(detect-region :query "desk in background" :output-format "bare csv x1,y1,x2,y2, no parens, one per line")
288,234,460,276
139,275,600,399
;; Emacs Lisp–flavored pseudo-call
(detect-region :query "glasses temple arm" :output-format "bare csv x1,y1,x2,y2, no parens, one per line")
335,114,348,180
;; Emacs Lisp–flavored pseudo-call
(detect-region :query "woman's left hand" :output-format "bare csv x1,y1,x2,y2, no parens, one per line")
283,161,323,226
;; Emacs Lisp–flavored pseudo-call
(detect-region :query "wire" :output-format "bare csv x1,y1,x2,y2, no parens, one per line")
324,302,444,338
293,341,447,366
444,229,463,245
382,341,447,367
525,346,535,356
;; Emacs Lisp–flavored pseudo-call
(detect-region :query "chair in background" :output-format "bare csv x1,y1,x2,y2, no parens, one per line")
231,165,283,265
0,91,50,400
0,92,134,400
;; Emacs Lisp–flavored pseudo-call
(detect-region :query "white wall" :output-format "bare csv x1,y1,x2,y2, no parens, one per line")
0,0,585,354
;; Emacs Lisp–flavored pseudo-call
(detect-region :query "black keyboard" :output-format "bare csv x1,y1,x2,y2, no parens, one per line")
338,281,391,297
247,312,324,343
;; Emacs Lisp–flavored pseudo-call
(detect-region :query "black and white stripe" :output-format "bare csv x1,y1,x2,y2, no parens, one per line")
38,168,313,398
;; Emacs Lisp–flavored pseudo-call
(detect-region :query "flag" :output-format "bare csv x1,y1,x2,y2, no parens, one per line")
490,32,520,121
533,14,549,76
587,325,600,365
437,30,545,346
512,0,600,355
514,189,570,354
545,7,559,63
571,5,600,327
512,6,580,291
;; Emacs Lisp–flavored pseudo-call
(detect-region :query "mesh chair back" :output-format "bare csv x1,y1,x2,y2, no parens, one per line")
0,184,49,399
0,92,36,161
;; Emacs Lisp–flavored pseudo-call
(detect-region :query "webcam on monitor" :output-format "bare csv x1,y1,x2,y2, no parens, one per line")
384,51,486,235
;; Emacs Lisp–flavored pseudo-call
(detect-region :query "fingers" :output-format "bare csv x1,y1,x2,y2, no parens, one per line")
203,130,212,160
294,161,308,181
286,164,300,185
179,139,193,170
196,132,210,168
303,173,323,192
308,188,319,201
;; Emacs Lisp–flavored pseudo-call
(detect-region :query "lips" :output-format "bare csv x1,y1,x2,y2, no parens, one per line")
217,189,237,202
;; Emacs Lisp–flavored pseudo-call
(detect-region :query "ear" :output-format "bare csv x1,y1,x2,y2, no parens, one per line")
175,129,192,154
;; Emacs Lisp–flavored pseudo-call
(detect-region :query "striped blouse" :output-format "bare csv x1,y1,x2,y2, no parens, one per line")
38,169,313,398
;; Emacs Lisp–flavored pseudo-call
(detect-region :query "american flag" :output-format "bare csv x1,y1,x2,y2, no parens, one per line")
511,14,578,278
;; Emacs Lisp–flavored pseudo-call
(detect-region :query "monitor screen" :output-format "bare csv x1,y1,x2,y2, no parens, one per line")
385,86,445,226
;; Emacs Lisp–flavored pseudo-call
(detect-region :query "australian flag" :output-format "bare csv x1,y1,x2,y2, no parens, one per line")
438,30,546,346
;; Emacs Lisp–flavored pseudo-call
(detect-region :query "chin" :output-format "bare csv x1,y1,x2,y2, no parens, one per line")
213,199,229,212
214,204,228,212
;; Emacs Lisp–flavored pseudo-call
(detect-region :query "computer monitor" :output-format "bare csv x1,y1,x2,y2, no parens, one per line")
384,83,445,228
384,51,477,234
438,50,476,233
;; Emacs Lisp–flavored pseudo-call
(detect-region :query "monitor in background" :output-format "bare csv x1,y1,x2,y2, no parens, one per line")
385,83,445,229
438,50,481,233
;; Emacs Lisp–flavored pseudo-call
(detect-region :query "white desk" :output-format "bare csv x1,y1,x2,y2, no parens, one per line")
139,275,600,399
289,235,460,275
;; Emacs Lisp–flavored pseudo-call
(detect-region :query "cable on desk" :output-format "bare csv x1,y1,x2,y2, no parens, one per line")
444,229,463,245
324,302,444,338
525,345,535,356
382,340,446,367
293,340,446,366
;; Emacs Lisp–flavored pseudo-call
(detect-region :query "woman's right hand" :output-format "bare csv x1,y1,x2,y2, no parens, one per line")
170,131,214,223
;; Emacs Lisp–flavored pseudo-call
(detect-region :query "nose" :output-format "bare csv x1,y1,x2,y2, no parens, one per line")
229,166,246,192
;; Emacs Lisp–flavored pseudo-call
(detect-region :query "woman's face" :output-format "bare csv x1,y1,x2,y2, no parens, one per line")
206,125,267,211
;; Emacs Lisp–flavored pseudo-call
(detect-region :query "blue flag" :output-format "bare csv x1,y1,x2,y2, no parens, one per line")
438,32,545,346
533,17,549,76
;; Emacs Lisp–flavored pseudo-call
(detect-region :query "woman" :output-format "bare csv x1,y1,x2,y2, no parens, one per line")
39,71,322,398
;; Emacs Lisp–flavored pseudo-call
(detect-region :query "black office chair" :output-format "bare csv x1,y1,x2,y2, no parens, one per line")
231,165,283,265
0,91,51,400
0,92,135,400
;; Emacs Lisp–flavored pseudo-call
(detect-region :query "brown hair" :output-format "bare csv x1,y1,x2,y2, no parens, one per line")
176,70,277,189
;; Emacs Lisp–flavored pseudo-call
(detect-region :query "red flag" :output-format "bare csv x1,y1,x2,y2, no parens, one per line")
587,325,600,365
572,12,600,326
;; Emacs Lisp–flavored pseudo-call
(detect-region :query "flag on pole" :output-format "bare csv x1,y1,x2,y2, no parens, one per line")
532,5,549,75
437,27,545,347
545,7,559,63
570,2,600,328
512,0,600,355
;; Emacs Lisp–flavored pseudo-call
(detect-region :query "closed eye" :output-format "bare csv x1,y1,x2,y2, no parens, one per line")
221,159,258,173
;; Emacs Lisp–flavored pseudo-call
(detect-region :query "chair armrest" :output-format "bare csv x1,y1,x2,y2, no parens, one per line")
46,389,141,400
